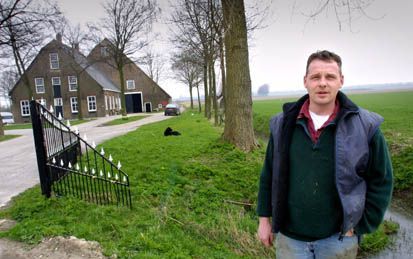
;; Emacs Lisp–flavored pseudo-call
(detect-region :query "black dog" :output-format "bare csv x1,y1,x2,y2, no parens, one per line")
164,127,181,136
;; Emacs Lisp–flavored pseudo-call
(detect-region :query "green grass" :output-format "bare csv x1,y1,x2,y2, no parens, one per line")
0,112,273,258
4,119,93,130
358,220,399,258
101,115,149,126
0,134,21,142
4,123,32,130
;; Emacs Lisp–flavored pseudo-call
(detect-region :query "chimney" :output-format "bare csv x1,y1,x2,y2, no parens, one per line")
56,33,62,43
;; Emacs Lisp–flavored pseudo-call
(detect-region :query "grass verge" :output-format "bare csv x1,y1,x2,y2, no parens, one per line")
5,119,93,130
101,115,149,126
0,134,21,142
358,220,399,258
4,123,32,130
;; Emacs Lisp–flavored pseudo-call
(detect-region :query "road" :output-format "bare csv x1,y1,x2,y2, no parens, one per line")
0,113,172,208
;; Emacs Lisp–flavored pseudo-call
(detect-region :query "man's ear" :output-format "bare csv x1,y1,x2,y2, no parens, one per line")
303,75,308,90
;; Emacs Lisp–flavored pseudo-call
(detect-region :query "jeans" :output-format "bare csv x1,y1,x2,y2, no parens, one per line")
275,232,358,259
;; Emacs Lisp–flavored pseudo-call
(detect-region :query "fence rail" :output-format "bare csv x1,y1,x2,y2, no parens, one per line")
30,100,132,208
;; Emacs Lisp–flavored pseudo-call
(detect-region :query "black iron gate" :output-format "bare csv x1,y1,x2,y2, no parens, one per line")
30,100,132,208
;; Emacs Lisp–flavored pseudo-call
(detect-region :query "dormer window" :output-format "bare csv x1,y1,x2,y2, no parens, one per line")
49,53,59,69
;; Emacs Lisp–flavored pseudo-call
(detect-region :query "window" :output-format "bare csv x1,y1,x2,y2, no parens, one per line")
70,97,78,113
118,97,121,110
112,96,115,110
87,96,97,112
35,78,45,93
105,96,108,110
68,76,78,91
52,77,61,97
109,95,113,110
20,100,30,116
101,47,108,57
126,80,135,89
49,53,59,69
52,77,61,86
54,98,63,106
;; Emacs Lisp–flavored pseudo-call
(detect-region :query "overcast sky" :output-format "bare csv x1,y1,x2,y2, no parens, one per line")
59,0,413,98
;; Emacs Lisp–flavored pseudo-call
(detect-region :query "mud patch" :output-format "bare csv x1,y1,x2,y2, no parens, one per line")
0,219,16,231
0,236,109,259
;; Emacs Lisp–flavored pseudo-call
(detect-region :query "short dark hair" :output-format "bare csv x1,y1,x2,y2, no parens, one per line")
306,50,342,75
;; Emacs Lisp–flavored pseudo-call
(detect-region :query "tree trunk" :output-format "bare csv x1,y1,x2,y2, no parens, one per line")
0,117,4,136
208,60,213,121
221,0,257,151
203,54,210,118
196,84,201,113
118,64,127,116
211,62,218,126
219,35,226,112
189,82,194,109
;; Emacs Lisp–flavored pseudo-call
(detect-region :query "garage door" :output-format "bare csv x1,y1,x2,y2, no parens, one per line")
125,93,142,113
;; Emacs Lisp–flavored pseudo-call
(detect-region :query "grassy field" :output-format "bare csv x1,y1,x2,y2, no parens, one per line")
101,115,149,126
0,112,274,258
0,91,409,258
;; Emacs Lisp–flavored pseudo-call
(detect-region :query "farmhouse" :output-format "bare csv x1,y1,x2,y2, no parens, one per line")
9,34,171,123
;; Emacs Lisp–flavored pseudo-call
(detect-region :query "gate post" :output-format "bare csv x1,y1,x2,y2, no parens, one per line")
30,100,51,198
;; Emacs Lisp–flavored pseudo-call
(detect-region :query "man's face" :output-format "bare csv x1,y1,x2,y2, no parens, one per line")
304,59,344,110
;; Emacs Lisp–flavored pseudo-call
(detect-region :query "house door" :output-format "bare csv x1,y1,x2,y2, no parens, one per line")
54,98,63,117
125,93,142,113
145,102,152,112
52,77,63,117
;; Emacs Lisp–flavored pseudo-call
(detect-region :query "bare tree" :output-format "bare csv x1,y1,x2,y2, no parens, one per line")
0,0,61,98
92,0,158,116
139,48,165,84
171,49,203,112
0,68,17,98
296,0,378,31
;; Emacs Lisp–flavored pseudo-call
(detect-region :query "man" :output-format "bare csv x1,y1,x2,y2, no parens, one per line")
257,50,393,258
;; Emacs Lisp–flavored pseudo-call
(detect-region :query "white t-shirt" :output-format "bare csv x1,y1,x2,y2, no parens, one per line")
309,110,330,131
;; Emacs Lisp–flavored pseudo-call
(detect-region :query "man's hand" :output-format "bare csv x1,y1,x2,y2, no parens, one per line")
258,217,274,247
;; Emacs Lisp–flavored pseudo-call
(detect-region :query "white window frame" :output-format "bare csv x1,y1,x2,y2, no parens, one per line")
111,96,115,110
54,98,63,106
145,102,152,112
35,78,45,94
68,76,78,91
70,97,78,113
49,53,59,69
126,80,135,90
109,95,113,110
118,97,121,110
52,77,61,86
20,100,30,116
87,96,97,112
105,95,108,111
